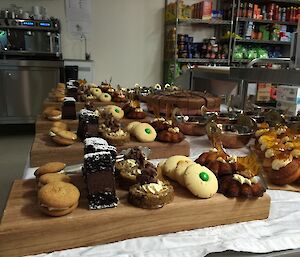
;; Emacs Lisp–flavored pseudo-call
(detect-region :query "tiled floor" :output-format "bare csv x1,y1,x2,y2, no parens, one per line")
0,125,34,218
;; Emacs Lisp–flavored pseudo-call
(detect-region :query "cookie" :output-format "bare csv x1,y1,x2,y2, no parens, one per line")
90,87,102,98
163,155,192,181
99,93,112,102
34,162,66,178
50,127,77,146
38,173,71,188
174,160,194,186
43,107,62,121
126,121,141,133
184,164,218,198
106,105,124,120
52,121,69,131
133,123,157,142
38,181,80,217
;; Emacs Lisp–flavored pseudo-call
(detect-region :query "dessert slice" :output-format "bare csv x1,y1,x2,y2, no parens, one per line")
84,151,118,210
77,109,100,140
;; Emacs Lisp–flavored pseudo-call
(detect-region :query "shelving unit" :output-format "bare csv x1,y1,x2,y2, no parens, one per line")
231,0,299,64
235,39,291,44
164,0,235,84
163,0,300,84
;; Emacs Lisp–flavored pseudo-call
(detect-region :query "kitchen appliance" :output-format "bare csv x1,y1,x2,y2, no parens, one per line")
0,18,62,124
0,18,61,59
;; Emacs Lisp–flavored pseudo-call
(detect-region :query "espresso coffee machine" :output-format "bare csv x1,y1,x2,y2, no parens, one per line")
0,18,61,58
0,18,63,123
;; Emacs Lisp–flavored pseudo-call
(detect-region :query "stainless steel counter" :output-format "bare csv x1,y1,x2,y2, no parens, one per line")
0,59,63,124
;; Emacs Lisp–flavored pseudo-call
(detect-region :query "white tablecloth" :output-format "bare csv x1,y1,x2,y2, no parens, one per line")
24,136,300,257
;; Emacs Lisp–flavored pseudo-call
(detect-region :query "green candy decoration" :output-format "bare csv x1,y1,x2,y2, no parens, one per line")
199,172,209,181
115,108,120,113
145,128,151,134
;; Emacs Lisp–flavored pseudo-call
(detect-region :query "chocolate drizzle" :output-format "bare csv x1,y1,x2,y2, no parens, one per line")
103,113,121,132
124,147,147,168
136,163,158,185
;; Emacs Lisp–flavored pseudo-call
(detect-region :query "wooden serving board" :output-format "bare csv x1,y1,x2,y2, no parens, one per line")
0,177,271,257
30,133,190,167
43,99,125,112
35,116,152,133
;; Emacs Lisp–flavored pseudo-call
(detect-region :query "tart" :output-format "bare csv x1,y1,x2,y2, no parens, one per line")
157,126,184,143
128,165,174,209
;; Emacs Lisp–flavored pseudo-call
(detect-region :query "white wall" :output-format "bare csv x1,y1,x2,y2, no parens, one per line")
0,0,165,87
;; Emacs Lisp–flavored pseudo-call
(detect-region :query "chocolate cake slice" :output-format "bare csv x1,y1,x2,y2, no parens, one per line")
66,84,78,101
83,151,118,209
83,137,117,161
77,109,100,140
62,97,77,119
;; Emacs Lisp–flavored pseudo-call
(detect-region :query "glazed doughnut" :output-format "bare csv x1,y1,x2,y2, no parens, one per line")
133,123,157,142
183,164,218,198
99,93,112,102
105,105,124,120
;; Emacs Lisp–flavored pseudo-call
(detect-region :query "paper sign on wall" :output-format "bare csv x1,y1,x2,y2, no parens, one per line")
65,0,91,38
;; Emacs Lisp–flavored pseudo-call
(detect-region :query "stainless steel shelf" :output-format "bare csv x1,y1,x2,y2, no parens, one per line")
235,39,291,45
237,17,297,26
230,67,300,85
177,58,229,63
178,18,232,25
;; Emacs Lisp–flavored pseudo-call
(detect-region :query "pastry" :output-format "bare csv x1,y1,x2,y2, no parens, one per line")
38,181,80,216
126,121,141,133
116,147,150,189
162,155,193,181
174,160,194,186
50,127,77,146
195,148,238,177
105,105,124,120
157,126,184,143
90,87,102,99
43,107,62,121
66,84,78,100
77,109,100,140
100,114,130,146
83,150,118,209
52,121,69,131
113,89,127,102
144,90,221,115
132,123,157,142
99,93,112,102
218,174,266,198
34,162,66,179
184,164,218,198
266,154,300,185
128,165,174,209
123,100,146,119
150,117,171,132
62,97,77,120
38,173,71,188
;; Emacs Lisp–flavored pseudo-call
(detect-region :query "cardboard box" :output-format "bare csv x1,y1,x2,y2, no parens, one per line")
277,85,300,103
277,100,300,116
200,0,212,20
256,83,272,102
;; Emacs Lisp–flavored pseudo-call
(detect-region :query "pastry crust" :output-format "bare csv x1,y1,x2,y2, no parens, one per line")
128,181,174,209
267,160,300,185
157,129,184,143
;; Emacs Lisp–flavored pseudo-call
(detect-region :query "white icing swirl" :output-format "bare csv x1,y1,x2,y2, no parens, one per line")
141,180,164,194
271,155,293,170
